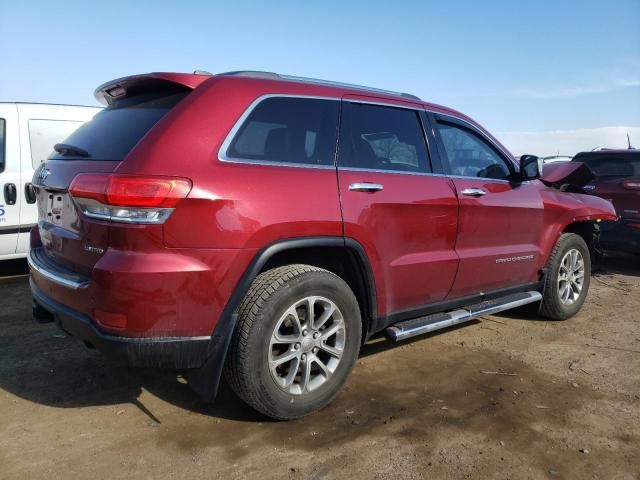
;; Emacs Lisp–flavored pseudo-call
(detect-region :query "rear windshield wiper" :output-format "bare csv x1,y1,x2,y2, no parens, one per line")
54,143,90,157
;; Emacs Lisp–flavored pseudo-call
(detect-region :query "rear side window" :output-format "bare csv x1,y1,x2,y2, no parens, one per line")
338,102,430,173
579,156,640,178
225,97,340,166
437,122,511,180
0,118,5,173
49,89,189,161
28,119,86,169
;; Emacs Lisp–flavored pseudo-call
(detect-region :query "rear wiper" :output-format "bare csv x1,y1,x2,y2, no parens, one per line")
54,143,90,157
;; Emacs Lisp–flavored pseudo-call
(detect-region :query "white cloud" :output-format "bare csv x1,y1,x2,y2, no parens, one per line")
496,126,640,157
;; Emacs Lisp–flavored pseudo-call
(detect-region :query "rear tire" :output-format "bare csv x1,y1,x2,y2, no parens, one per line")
224,264,362,420
540,233,591,320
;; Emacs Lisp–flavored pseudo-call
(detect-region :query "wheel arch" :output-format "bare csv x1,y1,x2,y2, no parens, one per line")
188,236,377,402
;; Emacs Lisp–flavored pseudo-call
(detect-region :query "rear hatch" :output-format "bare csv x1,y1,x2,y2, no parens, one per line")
32,74,204,275
578,153,640,220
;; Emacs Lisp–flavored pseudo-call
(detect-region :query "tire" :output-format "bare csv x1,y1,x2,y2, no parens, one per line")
539,233,591,320
224,264,362,420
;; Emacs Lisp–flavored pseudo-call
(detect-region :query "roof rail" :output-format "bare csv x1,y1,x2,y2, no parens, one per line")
218,70,421,101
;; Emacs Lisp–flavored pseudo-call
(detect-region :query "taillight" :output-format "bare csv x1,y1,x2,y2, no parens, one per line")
69,174,192,224
623,180,640,190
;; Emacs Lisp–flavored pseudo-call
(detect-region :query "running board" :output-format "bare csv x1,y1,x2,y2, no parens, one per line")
384,291,542,342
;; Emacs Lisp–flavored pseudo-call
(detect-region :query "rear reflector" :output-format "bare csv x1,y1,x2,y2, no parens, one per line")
623,180,640,190
69,174,192,224
94,309,127,330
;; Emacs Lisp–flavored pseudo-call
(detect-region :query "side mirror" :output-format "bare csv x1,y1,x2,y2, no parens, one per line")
519,155,541,181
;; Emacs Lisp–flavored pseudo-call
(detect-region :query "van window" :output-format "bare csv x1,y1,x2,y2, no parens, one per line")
437,122,511,180
48,89,189,161
0,119,5,173
225,97,340,166
338,102,430,173
28,119,85,169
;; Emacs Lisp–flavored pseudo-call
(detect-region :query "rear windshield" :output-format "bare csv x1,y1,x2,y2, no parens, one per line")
578,155,640,179
49,89,189,161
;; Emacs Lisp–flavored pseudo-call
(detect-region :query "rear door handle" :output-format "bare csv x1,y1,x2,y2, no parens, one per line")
460,188,487,197
25,183,37,204
349,182,384,192
3,183,17,205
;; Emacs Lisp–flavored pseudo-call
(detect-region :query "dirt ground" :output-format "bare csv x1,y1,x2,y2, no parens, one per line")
0,254,639,480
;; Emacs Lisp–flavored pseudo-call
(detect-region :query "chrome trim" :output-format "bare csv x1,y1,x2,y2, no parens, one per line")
339,166,433,176
27,249,88,290
386,291,542,342
348,182,384,192
461,188,487,196
342,98,423,110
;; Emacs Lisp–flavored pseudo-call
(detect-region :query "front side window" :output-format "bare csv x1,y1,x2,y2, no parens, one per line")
29,119,86,169
226,97,340,166
437,122,511,180
338,102,430,173
0,119,5,173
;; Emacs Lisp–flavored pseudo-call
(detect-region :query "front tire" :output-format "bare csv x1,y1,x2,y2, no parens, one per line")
540,233,591,320
224,264,362,420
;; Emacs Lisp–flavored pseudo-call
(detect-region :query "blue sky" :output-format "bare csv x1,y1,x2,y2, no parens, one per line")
1,0,639,149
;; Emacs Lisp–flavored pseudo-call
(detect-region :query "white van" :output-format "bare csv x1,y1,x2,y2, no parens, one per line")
0,103,100,260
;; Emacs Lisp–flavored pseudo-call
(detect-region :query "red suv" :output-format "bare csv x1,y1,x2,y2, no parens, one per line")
572,150,640,253
29,71,616,419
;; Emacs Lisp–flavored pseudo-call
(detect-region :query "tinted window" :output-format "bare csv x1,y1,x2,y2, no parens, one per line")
226,97,339,166
438,122,511,180
339,103,430,173
0,119,5,173
49,89,189,161
579,156,640,178
29,119,86,169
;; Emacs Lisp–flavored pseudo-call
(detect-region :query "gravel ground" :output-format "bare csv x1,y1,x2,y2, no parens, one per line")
0,253,638,479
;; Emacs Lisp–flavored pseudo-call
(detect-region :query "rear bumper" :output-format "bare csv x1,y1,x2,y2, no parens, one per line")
31,279,211,368
598,220,640,254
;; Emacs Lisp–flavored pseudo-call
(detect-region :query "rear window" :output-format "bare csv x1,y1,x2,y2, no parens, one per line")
0,118,5,173
29,119,86,169
225,97,340,166
579,156,640,178
338,102,431,173
49,89,189,161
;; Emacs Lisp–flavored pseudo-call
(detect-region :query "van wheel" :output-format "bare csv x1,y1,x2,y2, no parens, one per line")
540,233,591,320
224,265,362,420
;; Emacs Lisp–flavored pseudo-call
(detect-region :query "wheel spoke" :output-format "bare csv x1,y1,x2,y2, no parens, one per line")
314,303,336,330
270,348,300,368
319,342,343,358
299,355,312,393
320,321,344,341
312,356,332,379
282,356,301,388
273,306,303,343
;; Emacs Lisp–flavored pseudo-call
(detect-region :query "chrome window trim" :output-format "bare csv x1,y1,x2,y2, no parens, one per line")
218,94,341,169
339,166,435,177
342,98,424,111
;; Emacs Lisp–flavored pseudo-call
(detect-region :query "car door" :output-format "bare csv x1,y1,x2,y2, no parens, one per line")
432,113,544,298
0,104,20,256
336,97,459,319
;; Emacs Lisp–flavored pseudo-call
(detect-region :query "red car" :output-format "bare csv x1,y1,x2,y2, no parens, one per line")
572,150,640,254
29,71,616,419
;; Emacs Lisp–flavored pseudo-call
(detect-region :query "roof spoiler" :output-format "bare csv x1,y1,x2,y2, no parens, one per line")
94,72,211,105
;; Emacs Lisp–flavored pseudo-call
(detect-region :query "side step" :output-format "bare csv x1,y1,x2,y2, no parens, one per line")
384,291,542,342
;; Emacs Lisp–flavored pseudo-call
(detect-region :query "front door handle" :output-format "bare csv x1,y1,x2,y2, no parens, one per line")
3,183,17,205
460,188,487,197
349,182,384,192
